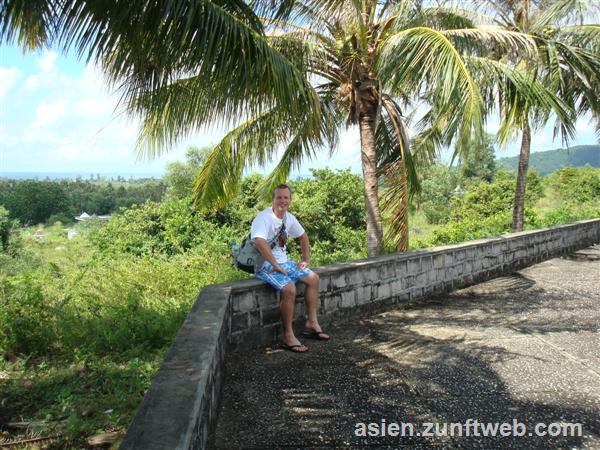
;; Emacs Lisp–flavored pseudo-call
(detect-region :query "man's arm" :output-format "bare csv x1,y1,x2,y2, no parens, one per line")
297,232,311,269
254,237,287,274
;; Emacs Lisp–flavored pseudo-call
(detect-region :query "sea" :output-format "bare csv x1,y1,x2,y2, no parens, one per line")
0,171,315,181
0,172,164,180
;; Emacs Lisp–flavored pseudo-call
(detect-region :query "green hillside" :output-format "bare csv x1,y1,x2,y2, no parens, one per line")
496,145,599,176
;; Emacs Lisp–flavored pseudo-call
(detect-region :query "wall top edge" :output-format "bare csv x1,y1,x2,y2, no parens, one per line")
220,219,599,293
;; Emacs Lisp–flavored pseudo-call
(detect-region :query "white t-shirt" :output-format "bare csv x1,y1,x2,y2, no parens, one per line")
251,207,305,265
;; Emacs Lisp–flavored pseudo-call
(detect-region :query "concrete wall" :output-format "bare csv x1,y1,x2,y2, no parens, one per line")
120,219,600,449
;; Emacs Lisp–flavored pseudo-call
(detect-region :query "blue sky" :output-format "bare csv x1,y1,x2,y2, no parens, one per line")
1,45,598,176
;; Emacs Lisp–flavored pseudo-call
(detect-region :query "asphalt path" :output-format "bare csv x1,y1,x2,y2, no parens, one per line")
212,246,600,449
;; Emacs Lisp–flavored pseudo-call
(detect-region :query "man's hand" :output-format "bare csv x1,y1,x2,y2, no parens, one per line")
270,264,288,276
296,261,309,270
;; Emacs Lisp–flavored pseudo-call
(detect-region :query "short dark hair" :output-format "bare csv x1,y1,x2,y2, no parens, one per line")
272,184,292,199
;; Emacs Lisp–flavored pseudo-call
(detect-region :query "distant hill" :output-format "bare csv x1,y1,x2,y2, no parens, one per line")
496,145,599,176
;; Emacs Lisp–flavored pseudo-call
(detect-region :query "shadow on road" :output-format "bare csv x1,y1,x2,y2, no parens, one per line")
212,248,600,449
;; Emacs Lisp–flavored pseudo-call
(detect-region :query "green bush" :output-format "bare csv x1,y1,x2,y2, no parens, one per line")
0,205,21,253
426,208,542,247
451,170,543,222
418,164,460,225
0,248,239,357
46,212,75,225
539,205,600,227
0,271,56,355
91,199,240,257
546,166,600,205
291,168,366,263
429,212,511,245
204,174,267,231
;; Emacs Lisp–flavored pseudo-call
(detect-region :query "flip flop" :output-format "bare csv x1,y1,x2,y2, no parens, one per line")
280,343,309,353
301,329,331,341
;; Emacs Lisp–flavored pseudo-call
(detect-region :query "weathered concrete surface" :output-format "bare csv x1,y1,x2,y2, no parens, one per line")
212,246,600,449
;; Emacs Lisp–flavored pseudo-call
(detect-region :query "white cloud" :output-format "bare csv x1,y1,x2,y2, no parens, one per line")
39,51,58,73
29,100,67,130
0,66,20,98
23,51,59,91
3,44,211,173
24,74,40,90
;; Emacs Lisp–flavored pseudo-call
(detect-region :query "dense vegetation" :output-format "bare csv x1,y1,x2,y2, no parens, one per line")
0,178,165,225
1,161,598,447
497,145,600,176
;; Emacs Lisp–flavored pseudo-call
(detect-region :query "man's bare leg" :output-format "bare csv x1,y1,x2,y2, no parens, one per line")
280,283,308,352
302,272,330,339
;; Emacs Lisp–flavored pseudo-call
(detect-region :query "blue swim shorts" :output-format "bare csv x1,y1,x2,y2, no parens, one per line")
254,261,313,291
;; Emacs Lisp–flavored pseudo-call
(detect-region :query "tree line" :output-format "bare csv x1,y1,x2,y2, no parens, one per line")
0,178,165,225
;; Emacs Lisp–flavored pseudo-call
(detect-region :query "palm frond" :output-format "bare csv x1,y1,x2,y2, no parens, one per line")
6,0,319,158
442,27,538,59
379,98,420,195
267,32,332,74
466,56,577,145
378,26,485,156
380,160,409,252
257,95,343,198
532,0,590,34
538,40,600,118
420,6,480,30
381,0,422,30
0,0,53,49
191,84,338,211
192,105,319,211
559,24,600,48
409,125,445,166
484,0,517,29
376,98,409,165
422,6,497,27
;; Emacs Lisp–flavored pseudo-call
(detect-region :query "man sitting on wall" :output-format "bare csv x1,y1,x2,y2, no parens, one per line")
251,184,331,353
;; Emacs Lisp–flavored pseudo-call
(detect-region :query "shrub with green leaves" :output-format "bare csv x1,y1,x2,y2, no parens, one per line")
0,205,20,253
0,248,240,357
417,164,460,225
451,170,543,222
427,208,543,246
286,169,367,264
91,199,239,257
0,271,55,355
546,166,600,205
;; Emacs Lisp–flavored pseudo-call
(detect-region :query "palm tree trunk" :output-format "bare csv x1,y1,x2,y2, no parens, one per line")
358,104,384,257
512,120,531,232
396,160,409,252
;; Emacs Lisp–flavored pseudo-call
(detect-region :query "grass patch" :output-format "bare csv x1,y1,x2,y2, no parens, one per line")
1,351,164,448
1,222,242,448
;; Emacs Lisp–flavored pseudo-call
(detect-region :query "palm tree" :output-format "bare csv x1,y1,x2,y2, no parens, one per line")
193,0,558,255
0,0,318,148
481,0,600,231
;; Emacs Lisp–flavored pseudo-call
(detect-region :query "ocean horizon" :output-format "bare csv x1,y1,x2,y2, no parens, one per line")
0,171,164,180
0,171,316,181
